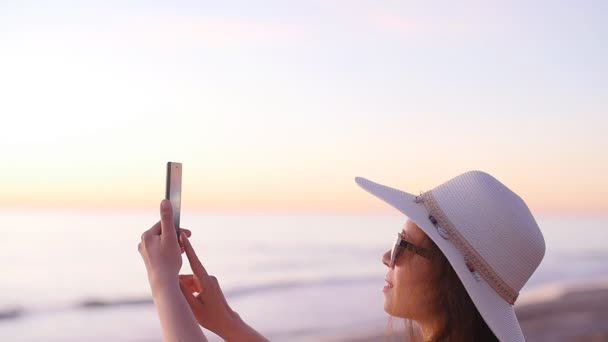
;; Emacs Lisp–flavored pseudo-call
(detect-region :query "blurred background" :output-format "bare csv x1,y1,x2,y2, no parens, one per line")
1,1,607,341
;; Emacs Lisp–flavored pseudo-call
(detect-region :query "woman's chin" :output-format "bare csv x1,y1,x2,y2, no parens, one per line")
383,295,393,315
383,304,391,315
383,294,406,318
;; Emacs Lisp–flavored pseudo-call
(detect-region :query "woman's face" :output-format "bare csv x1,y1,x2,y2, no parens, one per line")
382,219,437,320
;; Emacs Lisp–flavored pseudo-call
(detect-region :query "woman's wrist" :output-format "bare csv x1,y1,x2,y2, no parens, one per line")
213,311,248,341
149,274,180,299
219,313,267,342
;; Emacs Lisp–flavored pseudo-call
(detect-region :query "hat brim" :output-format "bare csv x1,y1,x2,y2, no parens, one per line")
355,177,525,342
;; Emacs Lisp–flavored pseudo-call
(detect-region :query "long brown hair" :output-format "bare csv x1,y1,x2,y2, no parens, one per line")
431,242,498,341
399,235,499,342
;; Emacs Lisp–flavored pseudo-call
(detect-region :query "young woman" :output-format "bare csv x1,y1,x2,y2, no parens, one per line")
380,219,499,341
139,170,545,341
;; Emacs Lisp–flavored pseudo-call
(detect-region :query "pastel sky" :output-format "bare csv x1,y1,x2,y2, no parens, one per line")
1,1,606,213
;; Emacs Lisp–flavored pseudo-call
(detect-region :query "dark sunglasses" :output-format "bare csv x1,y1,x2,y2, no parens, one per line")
389,232,434,267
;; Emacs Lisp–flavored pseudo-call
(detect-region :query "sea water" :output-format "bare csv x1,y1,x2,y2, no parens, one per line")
0,209,606,341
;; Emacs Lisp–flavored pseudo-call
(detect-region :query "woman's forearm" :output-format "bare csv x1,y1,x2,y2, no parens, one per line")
152,281,208,342
222,318,269,342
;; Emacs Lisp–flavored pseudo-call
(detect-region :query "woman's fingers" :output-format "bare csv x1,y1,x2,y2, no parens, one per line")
179,274,199,291
179,231,191,254
159,200,178,245
179,280,203,311
209,276,230,308
179,229,192,250
141,216,190,242
141,221,161,241
182,235,209,279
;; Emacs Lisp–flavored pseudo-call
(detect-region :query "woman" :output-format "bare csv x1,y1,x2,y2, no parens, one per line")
139,170,545,341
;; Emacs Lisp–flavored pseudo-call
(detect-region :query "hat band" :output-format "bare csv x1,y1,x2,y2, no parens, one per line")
420,191,519,305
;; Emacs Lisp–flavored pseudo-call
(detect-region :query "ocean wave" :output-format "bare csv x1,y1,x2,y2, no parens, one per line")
0,274,380,322
78,297,153,309
224,274,379,298
0,306,25,321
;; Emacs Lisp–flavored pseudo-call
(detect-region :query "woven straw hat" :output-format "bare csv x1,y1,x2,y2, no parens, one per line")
355,170,545,342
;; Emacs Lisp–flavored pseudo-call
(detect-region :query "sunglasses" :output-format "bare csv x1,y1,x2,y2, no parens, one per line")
389,232,434,267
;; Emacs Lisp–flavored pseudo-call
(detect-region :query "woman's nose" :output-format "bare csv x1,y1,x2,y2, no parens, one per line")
382,249,391,267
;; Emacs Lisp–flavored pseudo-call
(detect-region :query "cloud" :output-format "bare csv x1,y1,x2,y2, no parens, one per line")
313,1,503,42
366,10,492,42
116,13,310,48
2,11,311,51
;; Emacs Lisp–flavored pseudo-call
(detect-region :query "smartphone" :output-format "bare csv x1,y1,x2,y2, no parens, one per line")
165,162,182,238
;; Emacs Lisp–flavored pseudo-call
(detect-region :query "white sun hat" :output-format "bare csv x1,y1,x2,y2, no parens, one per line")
355,170,545,342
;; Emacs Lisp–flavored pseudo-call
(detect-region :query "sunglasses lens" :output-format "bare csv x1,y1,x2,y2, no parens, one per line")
390,239,401,266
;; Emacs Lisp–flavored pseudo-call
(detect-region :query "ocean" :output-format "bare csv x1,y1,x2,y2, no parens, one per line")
0,209,607,341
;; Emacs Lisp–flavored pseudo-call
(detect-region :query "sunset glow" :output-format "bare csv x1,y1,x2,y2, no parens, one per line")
1,1,606,213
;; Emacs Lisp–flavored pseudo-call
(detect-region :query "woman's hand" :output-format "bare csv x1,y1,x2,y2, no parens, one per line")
138,199,191,294
178,235,242,339
137,200,209,342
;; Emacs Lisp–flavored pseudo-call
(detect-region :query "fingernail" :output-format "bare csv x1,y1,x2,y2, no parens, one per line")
161,200,171,209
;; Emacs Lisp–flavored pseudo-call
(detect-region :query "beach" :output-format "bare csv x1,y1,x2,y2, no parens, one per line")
0,211,606,341
3,0,608,340
2,278,606,342
516,280,608,341
333,279,608,342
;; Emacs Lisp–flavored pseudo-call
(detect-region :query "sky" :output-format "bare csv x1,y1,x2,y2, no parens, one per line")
1,1,607,213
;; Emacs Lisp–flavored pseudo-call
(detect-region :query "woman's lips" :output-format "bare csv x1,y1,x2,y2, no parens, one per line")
383,278,393,292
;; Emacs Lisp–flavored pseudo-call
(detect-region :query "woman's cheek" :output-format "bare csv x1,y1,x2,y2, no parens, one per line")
389,268,411,317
